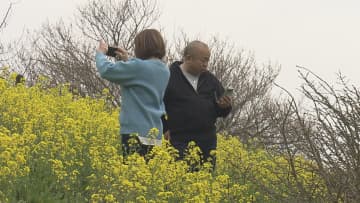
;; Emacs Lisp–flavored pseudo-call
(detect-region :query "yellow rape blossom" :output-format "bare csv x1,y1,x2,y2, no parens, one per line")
0,76,327,202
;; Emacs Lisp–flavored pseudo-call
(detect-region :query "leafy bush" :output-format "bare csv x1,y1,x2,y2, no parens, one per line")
0,75,325,202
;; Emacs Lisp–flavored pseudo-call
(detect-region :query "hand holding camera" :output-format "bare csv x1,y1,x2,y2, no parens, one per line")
97,40,128,61
106,46,128,61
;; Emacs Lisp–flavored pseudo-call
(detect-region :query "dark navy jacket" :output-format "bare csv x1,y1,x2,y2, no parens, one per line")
163,61,231,141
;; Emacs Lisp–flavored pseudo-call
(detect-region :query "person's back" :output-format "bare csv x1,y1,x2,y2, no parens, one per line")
95,29,170,156
104,58,169,145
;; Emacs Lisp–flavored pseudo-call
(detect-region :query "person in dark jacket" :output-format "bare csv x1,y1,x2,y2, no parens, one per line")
163,40,232,168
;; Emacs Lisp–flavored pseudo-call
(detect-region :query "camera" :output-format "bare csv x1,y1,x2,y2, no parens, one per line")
106,46,118,57
214,87,234,100
223,88,234,97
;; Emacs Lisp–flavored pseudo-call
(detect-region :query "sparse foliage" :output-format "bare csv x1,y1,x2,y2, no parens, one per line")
12,0,160,105
264,67,360,202
297,67,360,202
0,2,13,62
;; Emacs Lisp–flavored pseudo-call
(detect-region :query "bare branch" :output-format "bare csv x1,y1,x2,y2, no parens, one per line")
0,2,13,31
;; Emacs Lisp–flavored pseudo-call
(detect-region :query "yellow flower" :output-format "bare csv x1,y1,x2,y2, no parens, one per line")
91,194,102,202
7,161,18,171
0,151,11,161
148,127,159,139
15,154,26,164
104,194,116,202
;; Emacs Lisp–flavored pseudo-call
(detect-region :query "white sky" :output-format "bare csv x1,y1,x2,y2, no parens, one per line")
1,0,360,95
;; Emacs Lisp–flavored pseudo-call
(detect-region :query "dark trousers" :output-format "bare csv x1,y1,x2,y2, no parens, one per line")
121,134,153,158
170,137,217,170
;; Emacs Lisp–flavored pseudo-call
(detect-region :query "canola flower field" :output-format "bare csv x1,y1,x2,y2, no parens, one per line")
0,74,326,202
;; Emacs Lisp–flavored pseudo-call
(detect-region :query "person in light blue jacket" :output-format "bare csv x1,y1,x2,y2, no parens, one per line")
95,29,170,157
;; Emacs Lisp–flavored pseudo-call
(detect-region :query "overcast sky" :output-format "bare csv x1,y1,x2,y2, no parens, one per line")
1,0,360,95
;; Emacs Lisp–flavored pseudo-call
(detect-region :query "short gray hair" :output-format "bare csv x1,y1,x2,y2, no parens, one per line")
182,40,209,57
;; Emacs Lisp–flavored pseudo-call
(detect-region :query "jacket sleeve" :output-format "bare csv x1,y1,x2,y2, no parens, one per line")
162,87,170,133
95,52,140,86
161,114,168,133
214,78,232,118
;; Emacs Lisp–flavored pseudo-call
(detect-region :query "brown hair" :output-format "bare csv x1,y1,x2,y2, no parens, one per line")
134,29,166,60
